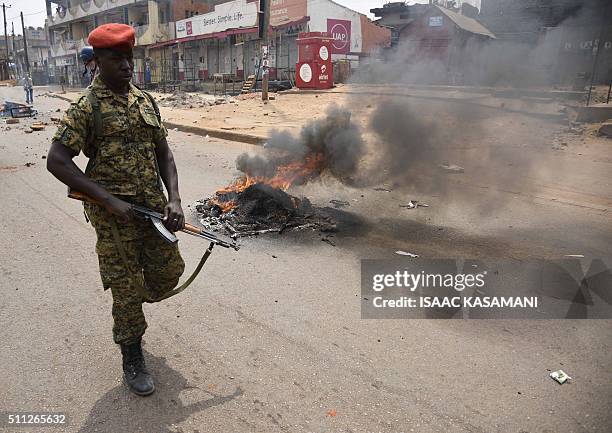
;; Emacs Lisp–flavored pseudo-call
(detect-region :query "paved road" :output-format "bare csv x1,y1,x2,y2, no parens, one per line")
1,86,611,433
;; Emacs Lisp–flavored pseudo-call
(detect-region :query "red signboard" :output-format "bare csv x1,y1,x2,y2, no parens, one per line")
327,19,351,54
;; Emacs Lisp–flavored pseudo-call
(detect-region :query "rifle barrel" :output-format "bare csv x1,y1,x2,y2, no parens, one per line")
69,190,239,250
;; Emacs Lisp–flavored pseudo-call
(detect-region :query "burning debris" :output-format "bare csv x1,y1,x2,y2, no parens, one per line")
196,183,337,238
195,106,364,238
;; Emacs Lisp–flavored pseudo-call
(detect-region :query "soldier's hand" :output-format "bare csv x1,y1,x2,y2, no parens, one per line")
106,197,133,224
163,199,184,232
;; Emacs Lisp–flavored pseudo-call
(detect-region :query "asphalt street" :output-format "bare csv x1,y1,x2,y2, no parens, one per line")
1,85,611,433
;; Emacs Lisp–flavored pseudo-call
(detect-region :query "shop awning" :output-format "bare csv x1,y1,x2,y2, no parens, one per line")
148,26,259,49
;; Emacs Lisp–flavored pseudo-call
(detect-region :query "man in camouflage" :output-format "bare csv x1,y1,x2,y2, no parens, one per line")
47,24,184,396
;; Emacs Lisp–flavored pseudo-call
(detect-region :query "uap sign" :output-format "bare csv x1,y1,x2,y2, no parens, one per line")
327,19,351,54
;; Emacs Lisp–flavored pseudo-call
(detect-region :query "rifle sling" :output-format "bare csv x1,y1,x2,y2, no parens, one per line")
109,218,213,303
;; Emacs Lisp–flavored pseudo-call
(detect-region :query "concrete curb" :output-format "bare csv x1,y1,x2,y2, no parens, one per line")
164,122,266,145
43,91,267,145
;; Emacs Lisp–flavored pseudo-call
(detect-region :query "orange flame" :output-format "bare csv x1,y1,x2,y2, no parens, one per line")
210,153,325,213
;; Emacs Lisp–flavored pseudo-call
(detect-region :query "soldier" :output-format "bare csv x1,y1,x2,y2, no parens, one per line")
80,46,98,85
46,23,185,396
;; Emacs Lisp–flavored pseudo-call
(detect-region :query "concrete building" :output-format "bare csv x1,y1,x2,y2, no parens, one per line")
157,0,390,86
44,0,389,88
370,2,430,47
13,27,51,84
479,0,612,85
44,0,208,86
395,4,495,84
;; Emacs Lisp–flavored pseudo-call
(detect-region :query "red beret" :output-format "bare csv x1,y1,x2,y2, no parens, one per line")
88,23,135,52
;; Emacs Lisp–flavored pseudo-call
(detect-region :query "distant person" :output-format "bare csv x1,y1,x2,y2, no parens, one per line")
80,46,98,85
24,73,33,104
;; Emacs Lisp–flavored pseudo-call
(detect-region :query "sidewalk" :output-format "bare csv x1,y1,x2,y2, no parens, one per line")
40,83,569,145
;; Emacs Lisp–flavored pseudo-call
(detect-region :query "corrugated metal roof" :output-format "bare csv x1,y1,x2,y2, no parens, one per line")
436,6,496,38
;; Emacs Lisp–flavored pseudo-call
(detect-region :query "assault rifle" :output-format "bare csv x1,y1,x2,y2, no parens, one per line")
68,189,239,251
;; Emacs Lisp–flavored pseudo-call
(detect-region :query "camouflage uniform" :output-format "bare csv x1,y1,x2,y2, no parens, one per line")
52,76,185,345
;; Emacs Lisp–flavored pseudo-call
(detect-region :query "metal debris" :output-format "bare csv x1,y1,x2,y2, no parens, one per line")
321,237,336,246
330,199,350,208
395,250,419,258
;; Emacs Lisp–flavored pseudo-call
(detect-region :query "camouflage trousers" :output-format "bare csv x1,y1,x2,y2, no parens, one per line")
86,199,185,345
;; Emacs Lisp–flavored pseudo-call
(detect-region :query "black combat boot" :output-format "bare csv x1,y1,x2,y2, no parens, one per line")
120,339,155,396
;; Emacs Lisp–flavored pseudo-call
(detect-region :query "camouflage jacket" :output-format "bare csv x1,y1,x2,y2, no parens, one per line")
53,76,167,201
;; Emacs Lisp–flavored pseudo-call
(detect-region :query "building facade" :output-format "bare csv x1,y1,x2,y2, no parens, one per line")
13,27,51,84
44,0,390,88
45,0,204,86
480,0,612,84
157,0,390,86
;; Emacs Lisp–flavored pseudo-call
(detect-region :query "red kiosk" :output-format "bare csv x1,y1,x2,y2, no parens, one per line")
296,32,334,90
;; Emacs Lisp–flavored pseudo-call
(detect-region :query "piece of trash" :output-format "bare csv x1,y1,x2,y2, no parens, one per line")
439,163,465,173
400,200,429,209
6,118,20,124
30,123,45,131
329,199,350,208
374,187,392,192
24,162,35,167
326,409,337,417
395,250,419,258
549,370,571,384
173,127,179,131
564,254,584,258
322,237,336,247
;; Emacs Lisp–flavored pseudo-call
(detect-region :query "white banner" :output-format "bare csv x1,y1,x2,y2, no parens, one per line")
176,0,259,39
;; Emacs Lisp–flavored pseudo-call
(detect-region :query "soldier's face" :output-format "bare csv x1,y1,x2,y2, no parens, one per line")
96,50,134,85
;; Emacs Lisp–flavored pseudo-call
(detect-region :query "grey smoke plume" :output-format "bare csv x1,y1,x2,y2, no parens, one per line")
235,105,366,183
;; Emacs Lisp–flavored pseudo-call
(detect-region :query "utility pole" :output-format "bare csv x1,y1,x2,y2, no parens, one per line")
261,0,270,101
20,11,29,74
2,3,11,78
11,21,15,76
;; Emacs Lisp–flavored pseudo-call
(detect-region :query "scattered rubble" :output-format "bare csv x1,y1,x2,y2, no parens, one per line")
30,123,46,131
156,90,232,109
5,118,19,124
598,121,612,137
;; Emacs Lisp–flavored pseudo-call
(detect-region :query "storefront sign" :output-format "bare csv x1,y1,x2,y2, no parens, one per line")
299,63,312,83
176,0,258,39
327,19,351,54
271,0,307,27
